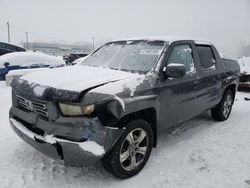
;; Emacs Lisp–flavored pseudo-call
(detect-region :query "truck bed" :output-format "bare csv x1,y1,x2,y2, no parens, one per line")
222,58,240,74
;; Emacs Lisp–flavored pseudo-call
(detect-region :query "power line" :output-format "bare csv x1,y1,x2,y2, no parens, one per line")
9,24,66,42
1,23,92,48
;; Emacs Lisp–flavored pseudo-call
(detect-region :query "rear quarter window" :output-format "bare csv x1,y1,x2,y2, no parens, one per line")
196,45,216,70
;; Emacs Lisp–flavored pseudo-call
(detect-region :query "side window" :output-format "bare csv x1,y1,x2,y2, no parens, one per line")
196,45,216,70
167,44,195,73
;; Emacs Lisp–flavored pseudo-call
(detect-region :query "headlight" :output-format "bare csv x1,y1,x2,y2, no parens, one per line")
59,103,95,116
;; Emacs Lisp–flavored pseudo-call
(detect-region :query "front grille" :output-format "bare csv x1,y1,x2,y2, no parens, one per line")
16,95,48,117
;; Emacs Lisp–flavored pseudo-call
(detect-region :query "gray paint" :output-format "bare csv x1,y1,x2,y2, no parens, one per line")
9,39,240,166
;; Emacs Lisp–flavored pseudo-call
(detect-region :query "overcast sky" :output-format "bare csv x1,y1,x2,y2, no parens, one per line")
0,0,250,58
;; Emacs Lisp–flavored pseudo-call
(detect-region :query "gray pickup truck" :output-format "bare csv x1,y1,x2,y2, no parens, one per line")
9,37,240,179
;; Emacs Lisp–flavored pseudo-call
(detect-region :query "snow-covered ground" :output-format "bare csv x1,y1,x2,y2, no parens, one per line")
0,81,250,188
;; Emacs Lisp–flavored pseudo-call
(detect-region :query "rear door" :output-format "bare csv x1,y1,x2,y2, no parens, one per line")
193,45,222,113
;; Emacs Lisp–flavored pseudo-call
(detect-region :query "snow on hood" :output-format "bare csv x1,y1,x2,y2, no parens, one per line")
7,68,50,76
21,65,142,93
90,73,147,96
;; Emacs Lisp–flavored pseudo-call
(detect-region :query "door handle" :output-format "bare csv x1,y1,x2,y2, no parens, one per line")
193,80,199,87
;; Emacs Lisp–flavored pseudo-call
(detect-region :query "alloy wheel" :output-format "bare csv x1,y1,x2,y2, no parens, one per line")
119,128,149,171
223,94,233,118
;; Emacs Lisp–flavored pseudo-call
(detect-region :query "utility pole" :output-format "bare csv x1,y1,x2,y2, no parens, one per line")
92,37,95,51
7,21,10,43
25,32,29,50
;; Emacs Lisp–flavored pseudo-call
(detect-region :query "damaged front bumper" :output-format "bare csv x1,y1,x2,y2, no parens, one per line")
9,106,124,167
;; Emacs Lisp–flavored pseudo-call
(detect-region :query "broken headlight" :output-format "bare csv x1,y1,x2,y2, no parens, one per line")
59,103,95,116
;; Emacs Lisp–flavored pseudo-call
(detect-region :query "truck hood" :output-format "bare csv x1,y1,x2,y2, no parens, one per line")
11,65,149,102
21,65,140,92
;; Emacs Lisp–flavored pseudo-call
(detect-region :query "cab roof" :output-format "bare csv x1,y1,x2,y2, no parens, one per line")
111,36,212,46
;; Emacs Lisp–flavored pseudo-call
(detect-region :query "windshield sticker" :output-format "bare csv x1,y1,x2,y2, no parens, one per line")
140,49,161,55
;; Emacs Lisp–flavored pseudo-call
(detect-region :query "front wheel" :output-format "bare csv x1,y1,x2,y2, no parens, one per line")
102,119,153,179
211,90,234,121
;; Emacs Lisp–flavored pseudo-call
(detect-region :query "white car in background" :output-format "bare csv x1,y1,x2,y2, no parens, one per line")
0,51,66,85
238,57,250,89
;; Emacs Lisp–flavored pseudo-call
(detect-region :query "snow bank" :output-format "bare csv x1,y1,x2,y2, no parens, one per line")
79,141,105,156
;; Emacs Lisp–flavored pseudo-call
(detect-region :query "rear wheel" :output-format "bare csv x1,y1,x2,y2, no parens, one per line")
211,90,234,121
102,119,153,179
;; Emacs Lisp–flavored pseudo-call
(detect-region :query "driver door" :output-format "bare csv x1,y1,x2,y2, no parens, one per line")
158,42,200,130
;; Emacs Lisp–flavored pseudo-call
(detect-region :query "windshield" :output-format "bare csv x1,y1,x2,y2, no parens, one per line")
81,40,165,73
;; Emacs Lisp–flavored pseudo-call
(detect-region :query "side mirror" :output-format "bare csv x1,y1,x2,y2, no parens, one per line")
163,63,186,78
4,62,10,67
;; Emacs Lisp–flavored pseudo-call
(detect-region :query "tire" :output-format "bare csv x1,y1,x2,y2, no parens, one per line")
211,90,234,121
102,119,153,179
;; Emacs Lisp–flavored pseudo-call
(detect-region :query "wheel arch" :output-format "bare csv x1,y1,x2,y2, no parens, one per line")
224,84,237,98
115,107,158,148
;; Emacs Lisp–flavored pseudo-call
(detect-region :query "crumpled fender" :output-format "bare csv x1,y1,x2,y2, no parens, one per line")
93,94,159,128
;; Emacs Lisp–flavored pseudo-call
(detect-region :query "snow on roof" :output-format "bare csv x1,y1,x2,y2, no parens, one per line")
111,36,212,45
0,52,65,68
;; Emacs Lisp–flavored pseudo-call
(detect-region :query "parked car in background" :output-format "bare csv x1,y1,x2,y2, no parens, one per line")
9,37,240,179
0,42,25,56
71,54,90,65
238,57,250,89
63,53,88,65
0,52,65,80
